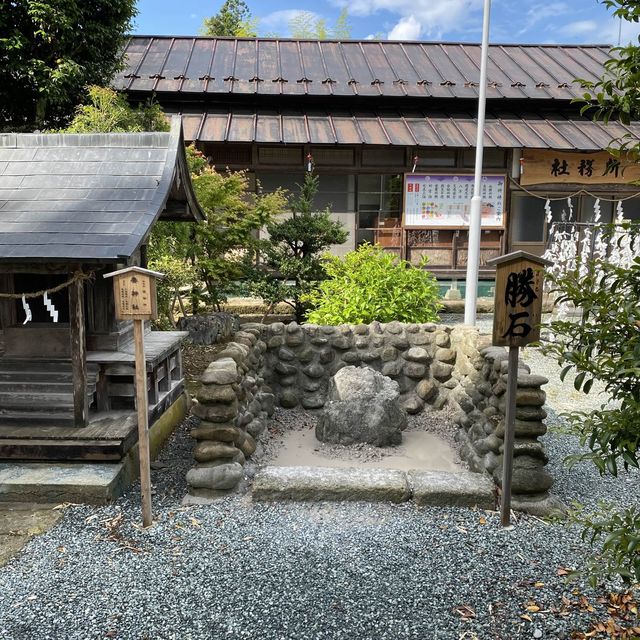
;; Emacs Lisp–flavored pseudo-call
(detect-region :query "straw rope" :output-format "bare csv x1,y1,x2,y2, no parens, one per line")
0,271,94,300
508,175,640,202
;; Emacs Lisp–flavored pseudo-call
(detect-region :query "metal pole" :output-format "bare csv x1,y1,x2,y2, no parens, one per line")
500,345,519,527
464,0,492,326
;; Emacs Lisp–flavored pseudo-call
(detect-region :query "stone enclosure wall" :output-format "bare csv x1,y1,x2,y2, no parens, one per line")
454,346,556,514
185,321,555,509
258,320,480,415
187,327,275,498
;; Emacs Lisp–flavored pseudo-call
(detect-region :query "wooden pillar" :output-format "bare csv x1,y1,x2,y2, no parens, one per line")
133,318,152,527
69,277,88,427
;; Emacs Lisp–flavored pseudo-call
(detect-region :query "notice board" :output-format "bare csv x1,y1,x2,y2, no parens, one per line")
403,174,506,228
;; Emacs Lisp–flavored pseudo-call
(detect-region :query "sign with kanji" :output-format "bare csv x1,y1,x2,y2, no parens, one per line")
103,266,163,321
403,174,506,228
521,150,640,186
488,252,552,348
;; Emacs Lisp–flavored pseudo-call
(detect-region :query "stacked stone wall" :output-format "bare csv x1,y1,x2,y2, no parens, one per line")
186,328,275,498
257,321,481,414
455,345,556,512
184,322,556,508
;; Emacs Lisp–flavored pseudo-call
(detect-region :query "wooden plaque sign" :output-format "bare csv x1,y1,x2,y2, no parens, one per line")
103,265,164,527
487,251,552,348
103,266,163,321
521,149,640,186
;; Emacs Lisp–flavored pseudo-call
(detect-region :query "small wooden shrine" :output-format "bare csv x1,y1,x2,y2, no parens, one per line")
0,117,204,461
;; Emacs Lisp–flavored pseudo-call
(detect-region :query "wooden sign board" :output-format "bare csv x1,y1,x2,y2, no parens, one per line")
487,251,552,348
521,149,640,186
103,267,163,321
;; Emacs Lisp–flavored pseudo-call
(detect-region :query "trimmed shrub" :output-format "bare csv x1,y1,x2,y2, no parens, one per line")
305,243,442,325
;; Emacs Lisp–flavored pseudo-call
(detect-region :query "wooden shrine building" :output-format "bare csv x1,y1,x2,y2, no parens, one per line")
116,37,640,282
0,117,204,461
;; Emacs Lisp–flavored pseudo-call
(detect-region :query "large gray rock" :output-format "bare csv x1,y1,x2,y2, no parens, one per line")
316,366,407,446
178,312,240,345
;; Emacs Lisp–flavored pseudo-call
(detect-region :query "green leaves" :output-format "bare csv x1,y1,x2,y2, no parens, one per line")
250,173,348,322
546,220,640,585
1,0,136,130
304,243,442,325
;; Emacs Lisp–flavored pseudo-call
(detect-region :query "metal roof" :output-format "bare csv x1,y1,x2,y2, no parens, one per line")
0,117,204,263
115,36,612,101
171,108,640,150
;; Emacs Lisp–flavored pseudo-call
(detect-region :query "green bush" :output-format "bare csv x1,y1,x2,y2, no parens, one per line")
305,243,442,325
545,222,640,585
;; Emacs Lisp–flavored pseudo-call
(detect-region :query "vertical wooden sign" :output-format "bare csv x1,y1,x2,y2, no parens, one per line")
487,251,551,527
104,266,163,527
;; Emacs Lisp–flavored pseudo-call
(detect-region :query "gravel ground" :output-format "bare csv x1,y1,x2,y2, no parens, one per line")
0,344,638,639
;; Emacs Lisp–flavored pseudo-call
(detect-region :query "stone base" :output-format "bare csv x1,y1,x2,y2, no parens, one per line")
510,493,567,518
408,470,495,509
253,466,411,503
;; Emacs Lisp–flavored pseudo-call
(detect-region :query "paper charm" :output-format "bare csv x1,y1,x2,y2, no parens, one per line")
43,292,59,323
21,296,32,325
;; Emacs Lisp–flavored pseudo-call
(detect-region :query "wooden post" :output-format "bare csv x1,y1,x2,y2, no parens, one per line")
133,318,152,527
68,276,88,427
487,251,552,528
104,266,164,528
500,345,519,527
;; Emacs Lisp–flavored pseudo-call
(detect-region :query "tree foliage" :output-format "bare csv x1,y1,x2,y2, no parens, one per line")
289,9,351,39
577,1,640,157
545,222,640,584
188,154,287,309
0,0,136,131
251,173,347,322
61,86,169,133
150,146,287,314
201,0,257,37
305,243,442,325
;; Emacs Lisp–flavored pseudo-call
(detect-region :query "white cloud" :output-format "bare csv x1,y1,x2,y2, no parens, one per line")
561,20,598,37
260,9,323,36
332,0,485,38
388,15,421,40
516,2,571,36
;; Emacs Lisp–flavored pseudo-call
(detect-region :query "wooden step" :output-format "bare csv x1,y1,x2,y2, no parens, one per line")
0,371,75,383
0,380,74,393
0,392,76,409
0,438,124,461
0,411,76,427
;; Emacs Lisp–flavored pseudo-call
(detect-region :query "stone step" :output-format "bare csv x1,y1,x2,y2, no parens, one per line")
0,462,129,504
251,466,496,510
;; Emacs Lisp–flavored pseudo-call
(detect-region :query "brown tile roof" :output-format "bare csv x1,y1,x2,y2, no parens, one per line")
168,108,639,151
115,37,612,102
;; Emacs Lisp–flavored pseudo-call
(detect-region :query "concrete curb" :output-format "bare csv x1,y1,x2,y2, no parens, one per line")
252,465,496,509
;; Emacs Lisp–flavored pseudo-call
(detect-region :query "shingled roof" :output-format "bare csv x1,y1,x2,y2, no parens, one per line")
115,36,612,101
0,117,203,263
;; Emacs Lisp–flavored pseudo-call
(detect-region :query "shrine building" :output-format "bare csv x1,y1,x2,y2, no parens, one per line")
115,36,640,285
0,118,203,474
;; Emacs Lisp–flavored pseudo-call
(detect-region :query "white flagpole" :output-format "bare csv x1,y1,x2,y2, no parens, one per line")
464,0,492,326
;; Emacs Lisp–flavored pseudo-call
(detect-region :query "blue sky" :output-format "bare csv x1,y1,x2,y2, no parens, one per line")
134,0,640,44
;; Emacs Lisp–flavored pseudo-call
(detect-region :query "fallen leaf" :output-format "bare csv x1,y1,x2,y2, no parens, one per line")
520,614,533,622
557,567,570,576
534,582,545,588
478,517,487,525
454,605,476,619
